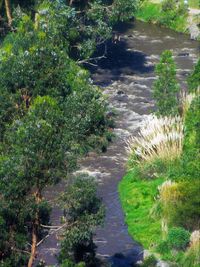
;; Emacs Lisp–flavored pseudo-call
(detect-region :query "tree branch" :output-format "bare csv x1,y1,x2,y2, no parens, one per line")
36,221,76,247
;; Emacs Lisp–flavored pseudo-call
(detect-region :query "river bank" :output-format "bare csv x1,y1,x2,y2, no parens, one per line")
135,0,200,39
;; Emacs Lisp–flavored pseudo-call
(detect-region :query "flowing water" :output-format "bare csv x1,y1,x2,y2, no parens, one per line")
35,21,199,267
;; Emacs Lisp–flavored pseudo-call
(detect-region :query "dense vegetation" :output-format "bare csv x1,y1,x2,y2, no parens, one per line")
119,54,200,267
135,0,197,33
0,1,199,267
0,0,138,266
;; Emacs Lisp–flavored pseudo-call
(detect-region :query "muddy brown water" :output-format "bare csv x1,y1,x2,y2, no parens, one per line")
35,21,199,267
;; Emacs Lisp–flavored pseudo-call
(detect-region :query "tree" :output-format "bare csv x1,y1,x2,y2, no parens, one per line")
59,175,105,265
0,12,110,143
187,59,200,93
0,96,76,266
1,0,138,60
153,50,180,116
4,0,12,25
182,96,200,178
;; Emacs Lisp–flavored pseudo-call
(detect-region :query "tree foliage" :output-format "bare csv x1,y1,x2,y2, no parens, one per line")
153,50,180,116
182,96,200,178
0,0,139,265
187,59,200,93
59,175,105,265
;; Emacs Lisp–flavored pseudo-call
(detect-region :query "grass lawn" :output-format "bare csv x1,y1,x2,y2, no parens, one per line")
135,1,188,33
188,0,200,8
149,0,199,9
119,171,164,249
135,2,161,22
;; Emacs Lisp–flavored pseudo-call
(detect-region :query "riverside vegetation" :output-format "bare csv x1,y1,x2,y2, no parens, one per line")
119,52,200,266
135,0,200,34
0,0,138,266
0,1,199,267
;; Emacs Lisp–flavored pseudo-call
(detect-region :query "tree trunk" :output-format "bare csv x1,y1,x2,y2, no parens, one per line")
28,189,42,267
4,0,12,26
28,223,37,267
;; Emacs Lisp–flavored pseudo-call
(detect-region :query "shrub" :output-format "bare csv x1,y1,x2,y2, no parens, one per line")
161,0,176,12
61,259,86,267
141,255,157,267
167,227,190,250
157,180,200,231
171,181,200,230
156,240,170,254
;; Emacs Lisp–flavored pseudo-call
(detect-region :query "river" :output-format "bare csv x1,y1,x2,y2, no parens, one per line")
35,20,199,267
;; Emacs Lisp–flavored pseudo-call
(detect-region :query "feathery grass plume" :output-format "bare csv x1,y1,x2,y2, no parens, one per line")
182,230,200,266
126,115,184,165
180,91,196,118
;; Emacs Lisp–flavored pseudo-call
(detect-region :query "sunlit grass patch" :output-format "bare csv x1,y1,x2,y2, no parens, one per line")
119,171,164,248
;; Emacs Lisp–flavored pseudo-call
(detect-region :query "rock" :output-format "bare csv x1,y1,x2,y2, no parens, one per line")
178,52,189,57
143,250,151,259
117,90,125,95
136,260,143,265
156,260,170,267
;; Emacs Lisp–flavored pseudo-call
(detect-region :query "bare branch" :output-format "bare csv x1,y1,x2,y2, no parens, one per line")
37,221,76,247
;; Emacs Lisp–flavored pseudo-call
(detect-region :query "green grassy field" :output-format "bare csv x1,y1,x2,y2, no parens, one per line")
119,171,164,249
188,0,200,8
135,1,188,33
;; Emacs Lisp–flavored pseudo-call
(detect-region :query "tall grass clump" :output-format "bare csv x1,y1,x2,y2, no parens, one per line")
180,91,196,119
126,115,184,166
181,230,200,267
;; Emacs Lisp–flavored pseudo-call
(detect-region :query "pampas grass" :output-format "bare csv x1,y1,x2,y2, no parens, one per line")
180,91,196,118
126,115,184,164
182,230,200,266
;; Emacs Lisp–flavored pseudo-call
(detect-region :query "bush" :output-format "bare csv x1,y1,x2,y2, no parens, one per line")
167,227,190,250
161,0,176,12
141,255,157,267
157,180,200,231
61,259,86,267
156,240,170,254
171,181,200,230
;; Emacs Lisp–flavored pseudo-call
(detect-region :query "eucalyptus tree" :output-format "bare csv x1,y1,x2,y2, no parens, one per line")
59,175,105,265
1,0,138,59
0,96,76,266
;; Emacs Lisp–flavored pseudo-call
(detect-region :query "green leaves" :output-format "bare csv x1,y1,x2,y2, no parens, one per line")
153,50,180,116
59,174,105,263
187,59,200,93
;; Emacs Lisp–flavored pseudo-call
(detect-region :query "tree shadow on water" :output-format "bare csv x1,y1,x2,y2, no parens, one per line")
88,39,154,86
